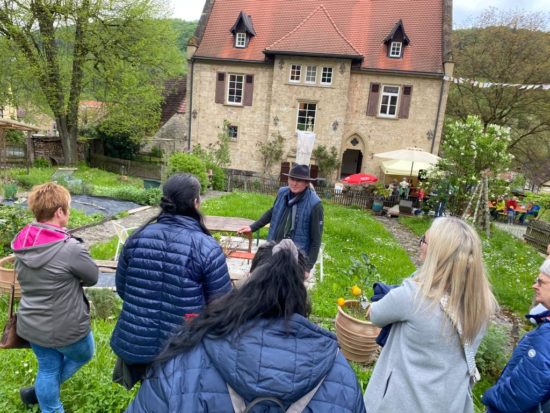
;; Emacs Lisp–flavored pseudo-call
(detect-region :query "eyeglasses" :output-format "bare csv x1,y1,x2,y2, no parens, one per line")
419,235,428,246
535,277,549,287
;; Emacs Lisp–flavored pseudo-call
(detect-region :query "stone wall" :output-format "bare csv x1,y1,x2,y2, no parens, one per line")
188,57,447,178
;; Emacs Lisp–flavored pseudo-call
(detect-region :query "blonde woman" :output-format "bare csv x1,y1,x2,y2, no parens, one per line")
364,217,497,413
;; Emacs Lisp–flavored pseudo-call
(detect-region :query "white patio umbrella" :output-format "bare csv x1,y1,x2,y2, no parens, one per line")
374,147,440,178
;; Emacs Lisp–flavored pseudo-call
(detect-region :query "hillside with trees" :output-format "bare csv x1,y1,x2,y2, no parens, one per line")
447,10,550,188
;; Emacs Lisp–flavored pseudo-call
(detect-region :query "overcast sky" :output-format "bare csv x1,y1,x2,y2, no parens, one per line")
168,0,550,27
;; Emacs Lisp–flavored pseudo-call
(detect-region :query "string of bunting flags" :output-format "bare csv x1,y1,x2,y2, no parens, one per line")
443,75,550,90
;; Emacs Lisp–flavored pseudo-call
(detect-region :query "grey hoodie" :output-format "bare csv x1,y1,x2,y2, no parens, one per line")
12,223,99,347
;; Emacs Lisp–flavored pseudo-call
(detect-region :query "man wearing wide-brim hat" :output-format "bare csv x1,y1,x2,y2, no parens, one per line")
238,164,324,275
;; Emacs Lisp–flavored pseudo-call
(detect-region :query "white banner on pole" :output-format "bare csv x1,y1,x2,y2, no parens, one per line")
295,131,316,165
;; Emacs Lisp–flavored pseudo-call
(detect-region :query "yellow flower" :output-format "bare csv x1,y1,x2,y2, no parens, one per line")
337,297,346,307
351,285,362,296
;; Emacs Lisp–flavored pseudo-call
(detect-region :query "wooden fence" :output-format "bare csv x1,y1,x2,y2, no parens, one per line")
224,172,402,210
524,220,550,254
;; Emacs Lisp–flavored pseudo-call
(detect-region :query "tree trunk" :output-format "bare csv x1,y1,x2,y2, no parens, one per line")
56,117,78,165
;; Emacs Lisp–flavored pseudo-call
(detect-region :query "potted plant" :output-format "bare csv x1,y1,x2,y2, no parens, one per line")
335,253,382,364
372,183,391,214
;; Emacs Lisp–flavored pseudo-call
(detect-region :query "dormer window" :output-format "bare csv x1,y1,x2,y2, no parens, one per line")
389,41,402,58
231,11,256,49
235,32,247,48
384,19,410,59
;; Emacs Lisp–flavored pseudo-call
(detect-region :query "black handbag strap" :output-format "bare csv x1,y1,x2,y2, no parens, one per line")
6,262,16,319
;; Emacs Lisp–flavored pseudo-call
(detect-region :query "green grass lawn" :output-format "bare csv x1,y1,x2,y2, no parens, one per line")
0,192,543,412
399,216,545,315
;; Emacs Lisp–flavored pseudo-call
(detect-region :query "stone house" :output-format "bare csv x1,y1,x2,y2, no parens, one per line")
184,0,454,179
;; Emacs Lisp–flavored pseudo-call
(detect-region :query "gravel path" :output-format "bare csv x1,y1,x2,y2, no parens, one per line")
72,190,227,248
373,215,423,267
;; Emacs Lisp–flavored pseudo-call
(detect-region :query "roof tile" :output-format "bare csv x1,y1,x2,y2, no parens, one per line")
195,0,444,74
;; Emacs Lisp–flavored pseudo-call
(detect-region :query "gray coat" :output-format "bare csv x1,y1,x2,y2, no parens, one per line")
364,278,484,413
13,228,98,348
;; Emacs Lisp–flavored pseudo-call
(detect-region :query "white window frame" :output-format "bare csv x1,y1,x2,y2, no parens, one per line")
305,66,317,84
235,32,246,48
289,64,302,83
228,125,238,140
296,102,317,131
379,85,400,118
389,41,402,58
321,67,333,85
227,74,244,105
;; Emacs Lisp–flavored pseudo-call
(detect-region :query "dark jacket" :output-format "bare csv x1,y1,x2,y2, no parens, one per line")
110,214,231,364
126,314,366,413
12,223,98,347
483,310,550,413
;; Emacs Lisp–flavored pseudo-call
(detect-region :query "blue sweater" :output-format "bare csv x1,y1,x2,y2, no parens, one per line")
483,310,550,413
110,214,231,364
126,315,366,413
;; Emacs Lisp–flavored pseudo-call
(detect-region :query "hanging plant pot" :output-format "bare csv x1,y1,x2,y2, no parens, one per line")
0,255,21,298
335,300,380,364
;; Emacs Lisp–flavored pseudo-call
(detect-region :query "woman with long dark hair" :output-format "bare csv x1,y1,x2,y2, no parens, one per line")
126,239,366,413
110,173,231,389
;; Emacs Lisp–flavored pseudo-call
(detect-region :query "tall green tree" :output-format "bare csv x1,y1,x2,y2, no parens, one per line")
447,9,550,186
0,1,182,164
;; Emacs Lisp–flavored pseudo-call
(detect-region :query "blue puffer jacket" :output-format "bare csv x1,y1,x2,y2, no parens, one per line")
482,310,550,413
126,314,366,413
110,214,231,364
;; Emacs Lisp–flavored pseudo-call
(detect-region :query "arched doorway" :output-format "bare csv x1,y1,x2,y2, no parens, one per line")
340,134,365,179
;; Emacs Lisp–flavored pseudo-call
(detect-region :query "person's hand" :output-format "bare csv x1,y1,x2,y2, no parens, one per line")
237,225,252,234
304,271,310,280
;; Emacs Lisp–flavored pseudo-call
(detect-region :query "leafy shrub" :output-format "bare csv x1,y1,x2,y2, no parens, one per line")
32,158,51,168
0,206,32,256
86,289,121,320
93,186,161,206
207,162,226,191
3,183,18,200
167,152,208,193
476,323,511,379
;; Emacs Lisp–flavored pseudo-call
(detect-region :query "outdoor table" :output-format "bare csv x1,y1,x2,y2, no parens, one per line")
204,216,255,252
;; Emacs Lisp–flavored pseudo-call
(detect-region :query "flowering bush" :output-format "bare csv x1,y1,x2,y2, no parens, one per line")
428,115,513,215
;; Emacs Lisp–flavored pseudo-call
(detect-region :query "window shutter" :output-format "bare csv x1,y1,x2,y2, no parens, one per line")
243,75,254,106
366,83,380,116
398,85,413,119
215,72,226,104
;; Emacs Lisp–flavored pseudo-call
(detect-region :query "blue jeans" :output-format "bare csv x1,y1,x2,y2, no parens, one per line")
30,332,95,413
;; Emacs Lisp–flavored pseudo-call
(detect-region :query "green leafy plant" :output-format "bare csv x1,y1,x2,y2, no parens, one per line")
32,158,51,168
167,152,209,193
476,323,511,379
313,145,340,179
3,183,18,200
257,132,285,175
86,289,121,320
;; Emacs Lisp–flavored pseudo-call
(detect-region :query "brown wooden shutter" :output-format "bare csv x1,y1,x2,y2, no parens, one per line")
243,75,254,106
398,85,413,119
215,72,225,104
366,83,380,116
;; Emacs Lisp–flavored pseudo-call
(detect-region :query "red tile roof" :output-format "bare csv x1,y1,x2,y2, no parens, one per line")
161,77,187,126
265,5,362,59
195,0,444,74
